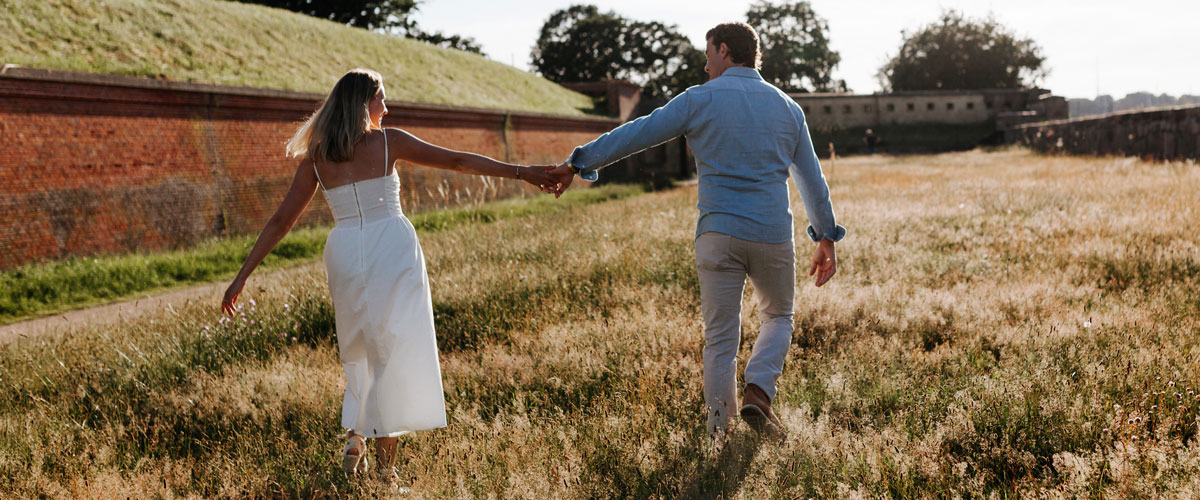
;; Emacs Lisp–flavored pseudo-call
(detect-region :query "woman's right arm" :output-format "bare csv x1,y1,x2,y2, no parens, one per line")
221,158,319,316
386,128,558,190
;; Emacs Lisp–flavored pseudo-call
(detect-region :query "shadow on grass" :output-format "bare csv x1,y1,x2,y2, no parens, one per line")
582,426,764,499
433,239,698,353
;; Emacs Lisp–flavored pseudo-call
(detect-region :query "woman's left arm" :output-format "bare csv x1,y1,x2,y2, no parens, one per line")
386,128,558,190
221,158,319,315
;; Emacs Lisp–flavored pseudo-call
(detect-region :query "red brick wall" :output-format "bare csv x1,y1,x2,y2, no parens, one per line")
0,68,617,270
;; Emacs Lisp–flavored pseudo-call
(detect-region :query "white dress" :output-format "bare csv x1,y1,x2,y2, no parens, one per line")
314,132,447,438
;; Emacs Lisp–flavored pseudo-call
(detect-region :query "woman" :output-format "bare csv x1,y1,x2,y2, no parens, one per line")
221,68,557,484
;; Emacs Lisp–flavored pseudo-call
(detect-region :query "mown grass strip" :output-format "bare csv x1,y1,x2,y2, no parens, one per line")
0,184,645,324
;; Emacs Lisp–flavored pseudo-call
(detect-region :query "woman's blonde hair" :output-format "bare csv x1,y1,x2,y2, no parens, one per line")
287,68,383,162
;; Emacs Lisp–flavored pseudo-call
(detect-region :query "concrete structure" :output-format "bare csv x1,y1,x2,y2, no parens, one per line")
0,66,621,270
561,79,642,122
1010,104,1200,161
791,88,1067,130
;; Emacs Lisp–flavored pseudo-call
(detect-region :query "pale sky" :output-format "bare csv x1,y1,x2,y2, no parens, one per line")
410,0,1197,100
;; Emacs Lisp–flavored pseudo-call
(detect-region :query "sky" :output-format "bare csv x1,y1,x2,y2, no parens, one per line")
409,0,1198,100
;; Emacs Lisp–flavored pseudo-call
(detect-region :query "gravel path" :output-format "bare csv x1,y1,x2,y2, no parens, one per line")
0,281,228,344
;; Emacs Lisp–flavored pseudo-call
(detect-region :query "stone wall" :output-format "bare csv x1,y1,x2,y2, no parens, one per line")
1010,104,1200,161
792,92,989,129
0,67,618,270
790,88,1068,132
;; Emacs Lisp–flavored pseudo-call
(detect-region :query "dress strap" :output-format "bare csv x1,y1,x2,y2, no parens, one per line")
313,159,326,190
382,129,389,176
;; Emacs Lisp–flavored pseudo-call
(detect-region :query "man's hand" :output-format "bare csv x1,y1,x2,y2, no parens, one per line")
546,163,576,198
809,238,837,287
517,165,560,194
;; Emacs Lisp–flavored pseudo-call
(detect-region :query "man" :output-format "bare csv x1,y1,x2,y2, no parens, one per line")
864,128,878,154
548,22,845,437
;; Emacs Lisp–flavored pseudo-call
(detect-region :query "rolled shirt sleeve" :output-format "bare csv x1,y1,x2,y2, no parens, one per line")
789,109,846,243
566,91,693,182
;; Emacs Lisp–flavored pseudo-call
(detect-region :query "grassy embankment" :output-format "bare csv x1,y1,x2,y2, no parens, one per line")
0,184,644,325
2,149,1199,498
0,0,594,116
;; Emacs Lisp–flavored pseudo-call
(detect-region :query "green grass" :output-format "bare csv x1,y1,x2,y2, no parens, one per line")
0,184,645,325
2,150,1199,497
0,0,595,116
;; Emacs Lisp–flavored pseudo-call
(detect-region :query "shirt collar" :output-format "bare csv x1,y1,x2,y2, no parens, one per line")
720,66,762,80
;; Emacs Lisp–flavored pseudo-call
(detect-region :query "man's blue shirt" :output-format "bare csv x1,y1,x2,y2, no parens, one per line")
567,67,846,244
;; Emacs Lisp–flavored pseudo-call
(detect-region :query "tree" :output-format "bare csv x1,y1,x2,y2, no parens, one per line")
746,1,845,93
404,28,483,54
878,10,1047,91
234,0,482,54
530,5,705,99
233,0,416,31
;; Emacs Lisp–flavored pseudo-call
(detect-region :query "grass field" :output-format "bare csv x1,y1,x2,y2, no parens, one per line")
1,149,1198,498
0,184,645,325
0,0,595,116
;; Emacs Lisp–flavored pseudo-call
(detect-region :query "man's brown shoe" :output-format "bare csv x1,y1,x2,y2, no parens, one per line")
741,383,784,439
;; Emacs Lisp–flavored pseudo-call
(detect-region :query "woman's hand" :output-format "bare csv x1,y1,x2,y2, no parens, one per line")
221,278,245,316
518,165,563,195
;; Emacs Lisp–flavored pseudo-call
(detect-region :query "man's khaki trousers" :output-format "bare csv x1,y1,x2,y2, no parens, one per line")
695,231,795,434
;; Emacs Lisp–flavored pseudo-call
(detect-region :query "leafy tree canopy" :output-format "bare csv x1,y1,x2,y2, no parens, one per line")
234,0,481,54
530,5,706,99
878,10,1047,91
746,1,845,93
233,0,415,30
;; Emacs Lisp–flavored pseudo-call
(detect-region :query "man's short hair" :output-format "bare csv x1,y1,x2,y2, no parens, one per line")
705,22,761,69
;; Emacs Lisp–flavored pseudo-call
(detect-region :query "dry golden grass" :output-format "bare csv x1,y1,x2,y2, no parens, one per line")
2,148,1198,498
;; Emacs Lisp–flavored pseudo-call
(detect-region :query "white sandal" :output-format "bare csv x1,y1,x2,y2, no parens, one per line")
341,432,369,475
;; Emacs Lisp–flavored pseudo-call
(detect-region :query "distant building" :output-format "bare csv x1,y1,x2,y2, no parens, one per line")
791,88,1068,130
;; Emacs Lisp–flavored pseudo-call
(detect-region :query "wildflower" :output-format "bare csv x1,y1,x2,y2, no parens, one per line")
1176,393,1183,399
1151,405,1158,410
1169,381,1176,387
1083,321,1091,328
219,317,228,324
284,303,290,309
293,322,300,329
291,336,297,342
1134,417,1141,423
249,298,257,306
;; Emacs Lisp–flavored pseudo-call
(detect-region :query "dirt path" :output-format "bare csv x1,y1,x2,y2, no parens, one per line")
0,281,228,344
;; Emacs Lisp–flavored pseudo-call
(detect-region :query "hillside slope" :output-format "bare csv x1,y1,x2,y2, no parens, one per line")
0,0,593,115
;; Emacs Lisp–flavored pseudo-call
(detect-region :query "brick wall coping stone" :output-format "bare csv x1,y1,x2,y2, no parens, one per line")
0,65,619,129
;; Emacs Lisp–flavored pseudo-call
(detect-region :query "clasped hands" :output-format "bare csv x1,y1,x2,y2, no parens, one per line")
516,163,577,198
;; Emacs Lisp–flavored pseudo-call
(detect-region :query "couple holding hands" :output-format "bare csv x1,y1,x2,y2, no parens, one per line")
222,22,843,485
